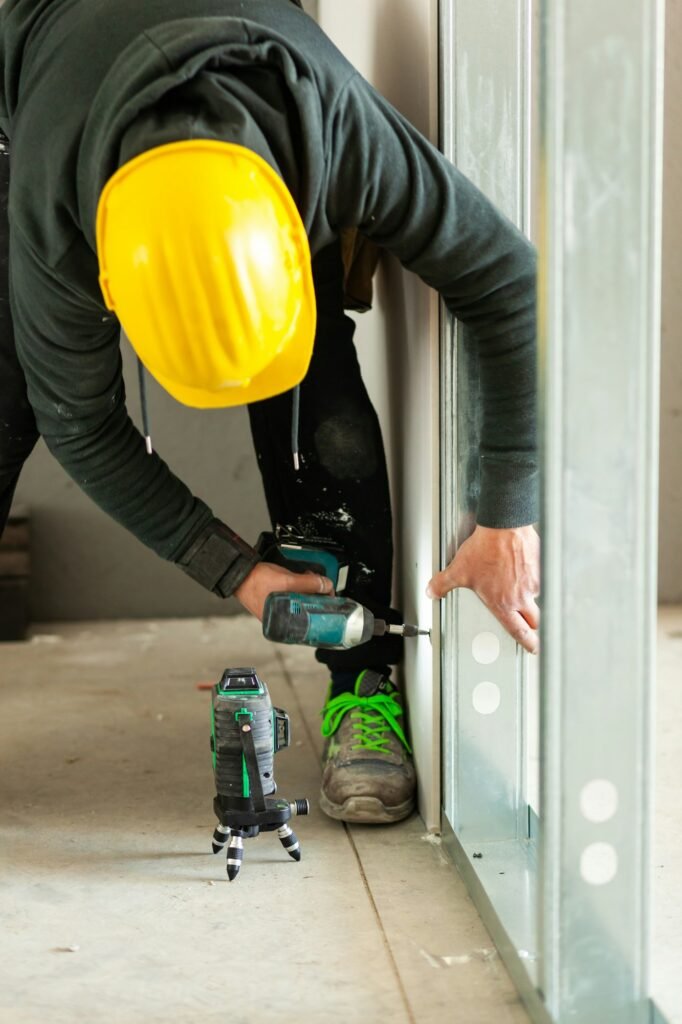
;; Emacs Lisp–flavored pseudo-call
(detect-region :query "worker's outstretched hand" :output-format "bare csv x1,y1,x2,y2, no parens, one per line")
426,524,540,654
235,562,335,622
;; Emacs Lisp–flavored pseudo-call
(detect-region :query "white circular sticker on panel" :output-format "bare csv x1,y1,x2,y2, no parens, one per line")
580,779,619,824
472,631,501,665
472,681,501,715
580,842,618,886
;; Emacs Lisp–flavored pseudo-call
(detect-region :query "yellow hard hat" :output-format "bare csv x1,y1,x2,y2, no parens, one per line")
96,140,316,408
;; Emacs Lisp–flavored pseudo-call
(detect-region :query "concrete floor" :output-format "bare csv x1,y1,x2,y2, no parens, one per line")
0,616,528,1024
1,611,679,1024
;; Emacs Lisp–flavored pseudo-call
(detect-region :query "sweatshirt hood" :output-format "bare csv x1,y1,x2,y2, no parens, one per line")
78,16,325,251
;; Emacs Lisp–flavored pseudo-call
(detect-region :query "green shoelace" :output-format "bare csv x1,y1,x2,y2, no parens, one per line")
321,693,412,754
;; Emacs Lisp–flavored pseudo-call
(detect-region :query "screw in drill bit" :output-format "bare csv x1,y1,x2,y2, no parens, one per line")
377,621,431,638
398,623,431,638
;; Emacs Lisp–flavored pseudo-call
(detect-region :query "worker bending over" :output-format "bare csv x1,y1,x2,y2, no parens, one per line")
0,0,540,823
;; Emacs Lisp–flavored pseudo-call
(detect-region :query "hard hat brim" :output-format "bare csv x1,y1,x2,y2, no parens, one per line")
149,327,315,409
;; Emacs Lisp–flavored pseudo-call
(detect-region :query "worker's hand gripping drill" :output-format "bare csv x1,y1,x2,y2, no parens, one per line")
233,532,428,651
241,531,429,651
235,531,341,621
236,561,335,621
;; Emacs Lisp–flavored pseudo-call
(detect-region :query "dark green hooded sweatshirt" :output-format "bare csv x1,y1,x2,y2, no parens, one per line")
0,0,537,597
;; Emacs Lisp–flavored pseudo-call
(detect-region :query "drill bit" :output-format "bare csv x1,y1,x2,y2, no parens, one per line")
391,623,430,638
374,620,430,638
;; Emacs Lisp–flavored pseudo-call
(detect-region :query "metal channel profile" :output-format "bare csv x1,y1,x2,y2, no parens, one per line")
440,0,669,1021
439,0,540,991
538,1,666,1023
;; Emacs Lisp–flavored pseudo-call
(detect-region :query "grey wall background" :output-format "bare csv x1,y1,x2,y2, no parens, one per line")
10,0,682,619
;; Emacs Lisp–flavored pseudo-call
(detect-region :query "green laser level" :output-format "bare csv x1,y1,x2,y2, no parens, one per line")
210,667,309,881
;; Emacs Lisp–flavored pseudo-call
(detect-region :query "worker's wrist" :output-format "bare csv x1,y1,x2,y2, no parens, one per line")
176,518,261,598
477,458,539,528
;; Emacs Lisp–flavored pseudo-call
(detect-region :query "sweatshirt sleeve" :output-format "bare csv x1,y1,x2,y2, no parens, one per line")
325,74,538,528
9,232,259,595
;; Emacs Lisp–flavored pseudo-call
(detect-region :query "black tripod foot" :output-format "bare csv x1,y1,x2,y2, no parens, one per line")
226,832,245,881
212,824,231,854
278,824,301,861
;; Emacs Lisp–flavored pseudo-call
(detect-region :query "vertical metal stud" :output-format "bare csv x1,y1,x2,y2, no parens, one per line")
440,0,533,847
538,1,664,1021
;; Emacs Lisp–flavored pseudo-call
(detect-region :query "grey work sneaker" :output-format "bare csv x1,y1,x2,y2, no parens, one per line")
319,670,416,824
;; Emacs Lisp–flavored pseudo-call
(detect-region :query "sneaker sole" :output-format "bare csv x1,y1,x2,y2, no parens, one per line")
319,791,415,824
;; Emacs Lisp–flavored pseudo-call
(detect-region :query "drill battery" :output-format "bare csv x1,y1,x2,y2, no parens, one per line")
256,530,349,592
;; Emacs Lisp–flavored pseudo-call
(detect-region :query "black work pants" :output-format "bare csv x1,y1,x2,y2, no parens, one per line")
248,240,402,672
0,132,39,532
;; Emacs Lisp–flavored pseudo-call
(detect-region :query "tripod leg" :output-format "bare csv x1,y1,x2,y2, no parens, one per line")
211,823,231,854
277,824,301,862
226,831,245,881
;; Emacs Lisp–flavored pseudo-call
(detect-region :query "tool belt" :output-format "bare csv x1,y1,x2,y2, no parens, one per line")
340,228,381,313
